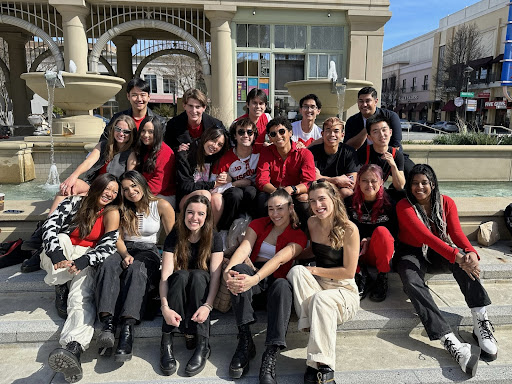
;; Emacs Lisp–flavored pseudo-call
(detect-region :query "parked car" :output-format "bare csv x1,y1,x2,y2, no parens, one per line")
400,119,412,130
431,121,458,133
412,119,429,131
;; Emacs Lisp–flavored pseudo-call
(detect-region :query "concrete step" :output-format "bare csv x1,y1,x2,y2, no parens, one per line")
2,327,511,384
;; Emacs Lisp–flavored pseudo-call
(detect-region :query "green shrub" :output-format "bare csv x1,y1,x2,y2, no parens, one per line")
152,104,175,117
432,132,512,145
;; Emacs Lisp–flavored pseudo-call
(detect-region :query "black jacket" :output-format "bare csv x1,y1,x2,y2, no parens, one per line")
99,107,165,142
164,111,225,152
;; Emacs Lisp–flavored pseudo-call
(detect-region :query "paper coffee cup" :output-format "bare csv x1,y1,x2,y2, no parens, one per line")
0,193,4,211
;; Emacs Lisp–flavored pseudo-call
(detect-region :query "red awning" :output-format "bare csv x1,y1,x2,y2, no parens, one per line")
441,100,456,112
394,104,405,112
414,102,427,112
405,103,415,111
149,95,175,103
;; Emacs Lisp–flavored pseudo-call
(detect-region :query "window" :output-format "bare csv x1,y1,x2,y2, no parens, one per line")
145,74,157,93
236,24,270,48
423,75,428,90
308,54,342,79
275,25,306,49
382,78,388,92
310,26,344,50
163,77,175,94
401,79,407,93
411,77,416,91
390,76,396,91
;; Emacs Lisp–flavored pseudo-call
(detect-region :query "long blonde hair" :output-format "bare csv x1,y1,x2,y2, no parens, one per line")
308,179,349,250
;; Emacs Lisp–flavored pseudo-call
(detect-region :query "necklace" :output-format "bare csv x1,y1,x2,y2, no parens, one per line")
362,202,372,216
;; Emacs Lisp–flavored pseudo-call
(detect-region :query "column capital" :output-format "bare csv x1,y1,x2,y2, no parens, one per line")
112,35,138,49
50,0,88,20
2,32,31,45
346,10,390,34
204,7,237,25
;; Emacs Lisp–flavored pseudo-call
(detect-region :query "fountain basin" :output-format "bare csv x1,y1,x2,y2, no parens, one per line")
285,78,373,119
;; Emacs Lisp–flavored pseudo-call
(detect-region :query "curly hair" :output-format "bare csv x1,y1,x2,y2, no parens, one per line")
175,195,214,271
308,179,349,250
135,116,164,174
352,164,391,223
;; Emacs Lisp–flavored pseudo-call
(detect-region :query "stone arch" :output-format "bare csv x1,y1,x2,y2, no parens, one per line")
134,49,199,78
30,48,115,75
0,14,64,71
89,19,210,76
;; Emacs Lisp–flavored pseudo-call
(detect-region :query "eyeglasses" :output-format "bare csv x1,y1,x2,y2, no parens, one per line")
268,128,287,138
301,105,318,111
114,126,131,135
237,129,254,136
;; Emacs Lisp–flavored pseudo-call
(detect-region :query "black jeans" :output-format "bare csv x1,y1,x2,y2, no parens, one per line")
96,242,160,321
255,190,310,231
395,244,491,340
162,269,211,338
230,263,293,348
218,185,258,230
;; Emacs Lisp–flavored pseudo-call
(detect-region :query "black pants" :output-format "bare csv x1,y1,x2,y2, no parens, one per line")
218,185,258,230
162,269,211,338
96,242,160,321
230,263,293,348
255,191,310,231
396,244,491,340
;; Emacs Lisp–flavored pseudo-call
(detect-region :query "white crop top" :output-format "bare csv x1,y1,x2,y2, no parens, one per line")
257,241,276,260
124,200,160,244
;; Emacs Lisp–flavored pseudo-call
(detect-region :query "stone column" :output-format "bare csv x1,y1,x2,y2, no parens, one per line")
205,7,236,126
51,0,89,74
346,10,390,118
112,35,137,111
4,33,31,125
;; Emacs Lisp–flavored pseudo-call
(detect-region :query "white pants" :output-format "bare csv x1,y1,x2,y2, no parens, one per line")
287,265,360,370
40,234,96,350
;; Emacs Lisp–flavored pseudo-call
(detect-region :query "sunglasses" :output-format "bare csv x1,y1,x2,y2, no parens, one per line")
114,126,131,135
237,129,254,136
268,128,287,138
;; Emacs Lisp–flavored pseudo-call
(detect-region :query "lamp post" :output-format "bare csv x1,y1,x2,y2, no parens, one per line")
463,66,474,124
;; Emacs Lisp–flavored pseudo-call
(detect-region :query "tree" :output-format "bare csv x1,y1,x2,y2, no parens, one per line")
434,23,482,99
381,73,400,109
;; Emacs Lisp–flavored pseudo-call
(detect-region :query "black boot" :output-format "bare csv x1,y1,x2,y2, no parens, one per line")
316,365,336,384
355,265,371,300
185,333,197,350
229,324,256,378
114,321,134,362
185,334,211,376
369,272,388,302
304,365,319,384
160,332,177,376
23,221,44,250
259,345,279,384
55,284,69,319
20,247,42,273
48,341,83,383
97,315,116,351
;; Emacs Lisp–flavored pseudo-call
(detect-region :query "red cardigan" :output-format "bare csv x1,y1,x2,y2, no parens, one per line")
396,195,477,263
248,217,307,279
143,142,176,196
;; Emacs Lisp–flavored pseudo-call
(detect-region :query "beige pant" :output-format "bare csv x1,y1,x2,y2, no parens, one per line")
287,265,360,370
40,234,96,350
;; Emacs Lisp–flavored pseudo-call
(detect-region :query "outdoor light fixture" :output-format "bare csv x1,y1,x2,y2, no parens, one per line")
252,9,256,15
327,12,331,17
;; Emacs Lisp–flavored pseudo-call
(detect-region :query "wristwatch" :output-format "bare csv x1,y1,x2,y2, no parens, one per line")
291,185,298,195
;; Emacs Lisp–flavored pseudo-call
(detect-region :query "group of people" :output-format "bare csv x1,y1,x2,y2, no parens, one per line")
27,78,498,384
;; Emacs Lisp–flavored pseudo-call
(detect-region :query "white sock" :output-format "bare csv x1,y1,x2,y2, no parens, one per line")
441,332,461,347
471,306,486,315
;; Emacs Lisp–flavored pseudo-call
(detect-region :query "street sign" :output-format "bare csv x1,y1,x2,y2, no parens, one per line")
454,97,464,107
460,92,475,98
466,99,477,112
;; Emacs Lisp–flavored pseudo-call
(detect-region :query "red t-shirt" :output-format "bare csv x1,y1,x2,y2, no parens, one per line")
248,217,307,279
142,142,176,196
133,116,145,131
69,214,105,248
255,141,316,191
188,122,203,139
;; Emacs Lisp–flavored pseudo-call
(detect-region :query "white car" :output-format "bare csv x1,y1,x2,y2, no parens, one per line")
431,121,458,133
400,119,412,130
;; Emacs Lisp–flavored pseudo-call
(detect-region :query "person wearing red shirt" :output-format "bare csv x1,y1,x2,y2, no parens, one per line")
223,189,307,383
128,117,176,209
255,116,316,228
396,164,497,376
234,88,272,146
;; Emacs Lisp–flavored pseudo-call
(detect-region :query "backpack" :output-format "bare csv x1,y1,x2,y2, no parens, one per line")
504,203,512,236
0,239,31,269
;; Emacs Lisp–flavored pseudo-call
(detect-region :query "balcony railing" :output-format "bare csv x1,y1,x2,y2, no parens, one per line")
410,86,416,92
422,84,428,90
401,87,406,93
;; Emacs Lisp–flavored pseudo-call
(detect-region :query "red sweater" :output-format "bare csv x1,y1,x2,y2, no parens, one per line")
248,217,307,279
396,195,477,263
143,142,176,196
256,142,316,191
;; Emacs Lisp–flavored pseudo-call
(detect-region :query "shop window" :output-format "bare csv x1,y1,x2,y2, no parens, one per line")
237,24,270,48
308,54,342,79
311,26,344,50
275,25,306,49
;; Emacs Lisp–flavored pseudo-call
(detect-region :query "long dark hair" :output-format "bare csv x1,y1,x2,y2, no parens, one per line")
175,195,214,271
309,180,348,249
135,116,164,174
119,170,158,236
195,126,229,173
405,164,447,238
72,173,121,238
352,164,391,223
267,188,300,230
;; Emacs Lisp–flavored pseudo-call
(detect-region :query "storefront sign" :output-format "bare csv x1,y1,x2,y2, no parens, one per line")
399,95,419,101
477,92,490,98
466,99,477,112
484,101,508,109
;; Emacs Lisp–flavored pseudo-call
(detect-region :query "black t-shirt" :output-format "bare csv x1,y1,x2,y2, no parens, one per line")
345,196,398,240
163,228,223,270
308,143,360,177
357,145,404,182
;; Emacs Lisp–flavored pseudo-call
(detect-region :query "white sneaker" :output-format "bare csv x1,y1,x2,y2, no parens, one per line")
472,311,498,361
443,339,480,377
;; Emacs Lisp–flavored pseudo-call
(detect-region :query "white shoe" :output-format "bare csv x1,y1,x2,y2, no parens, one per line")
443,339,480,377
472,311,498,361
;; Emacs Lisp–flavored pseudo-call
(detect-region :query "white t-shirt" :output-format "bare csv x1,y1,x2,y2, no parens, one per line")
291,120,322,147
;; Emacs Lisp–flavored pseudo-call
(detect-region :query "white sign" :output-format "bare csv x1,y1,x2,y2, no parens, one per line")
466,99,477,112
484,101,507,109
454,97,463,107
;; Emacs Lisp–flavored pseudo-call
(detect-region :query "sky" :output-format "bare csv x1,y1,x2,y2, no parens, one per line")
383,0,483,50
